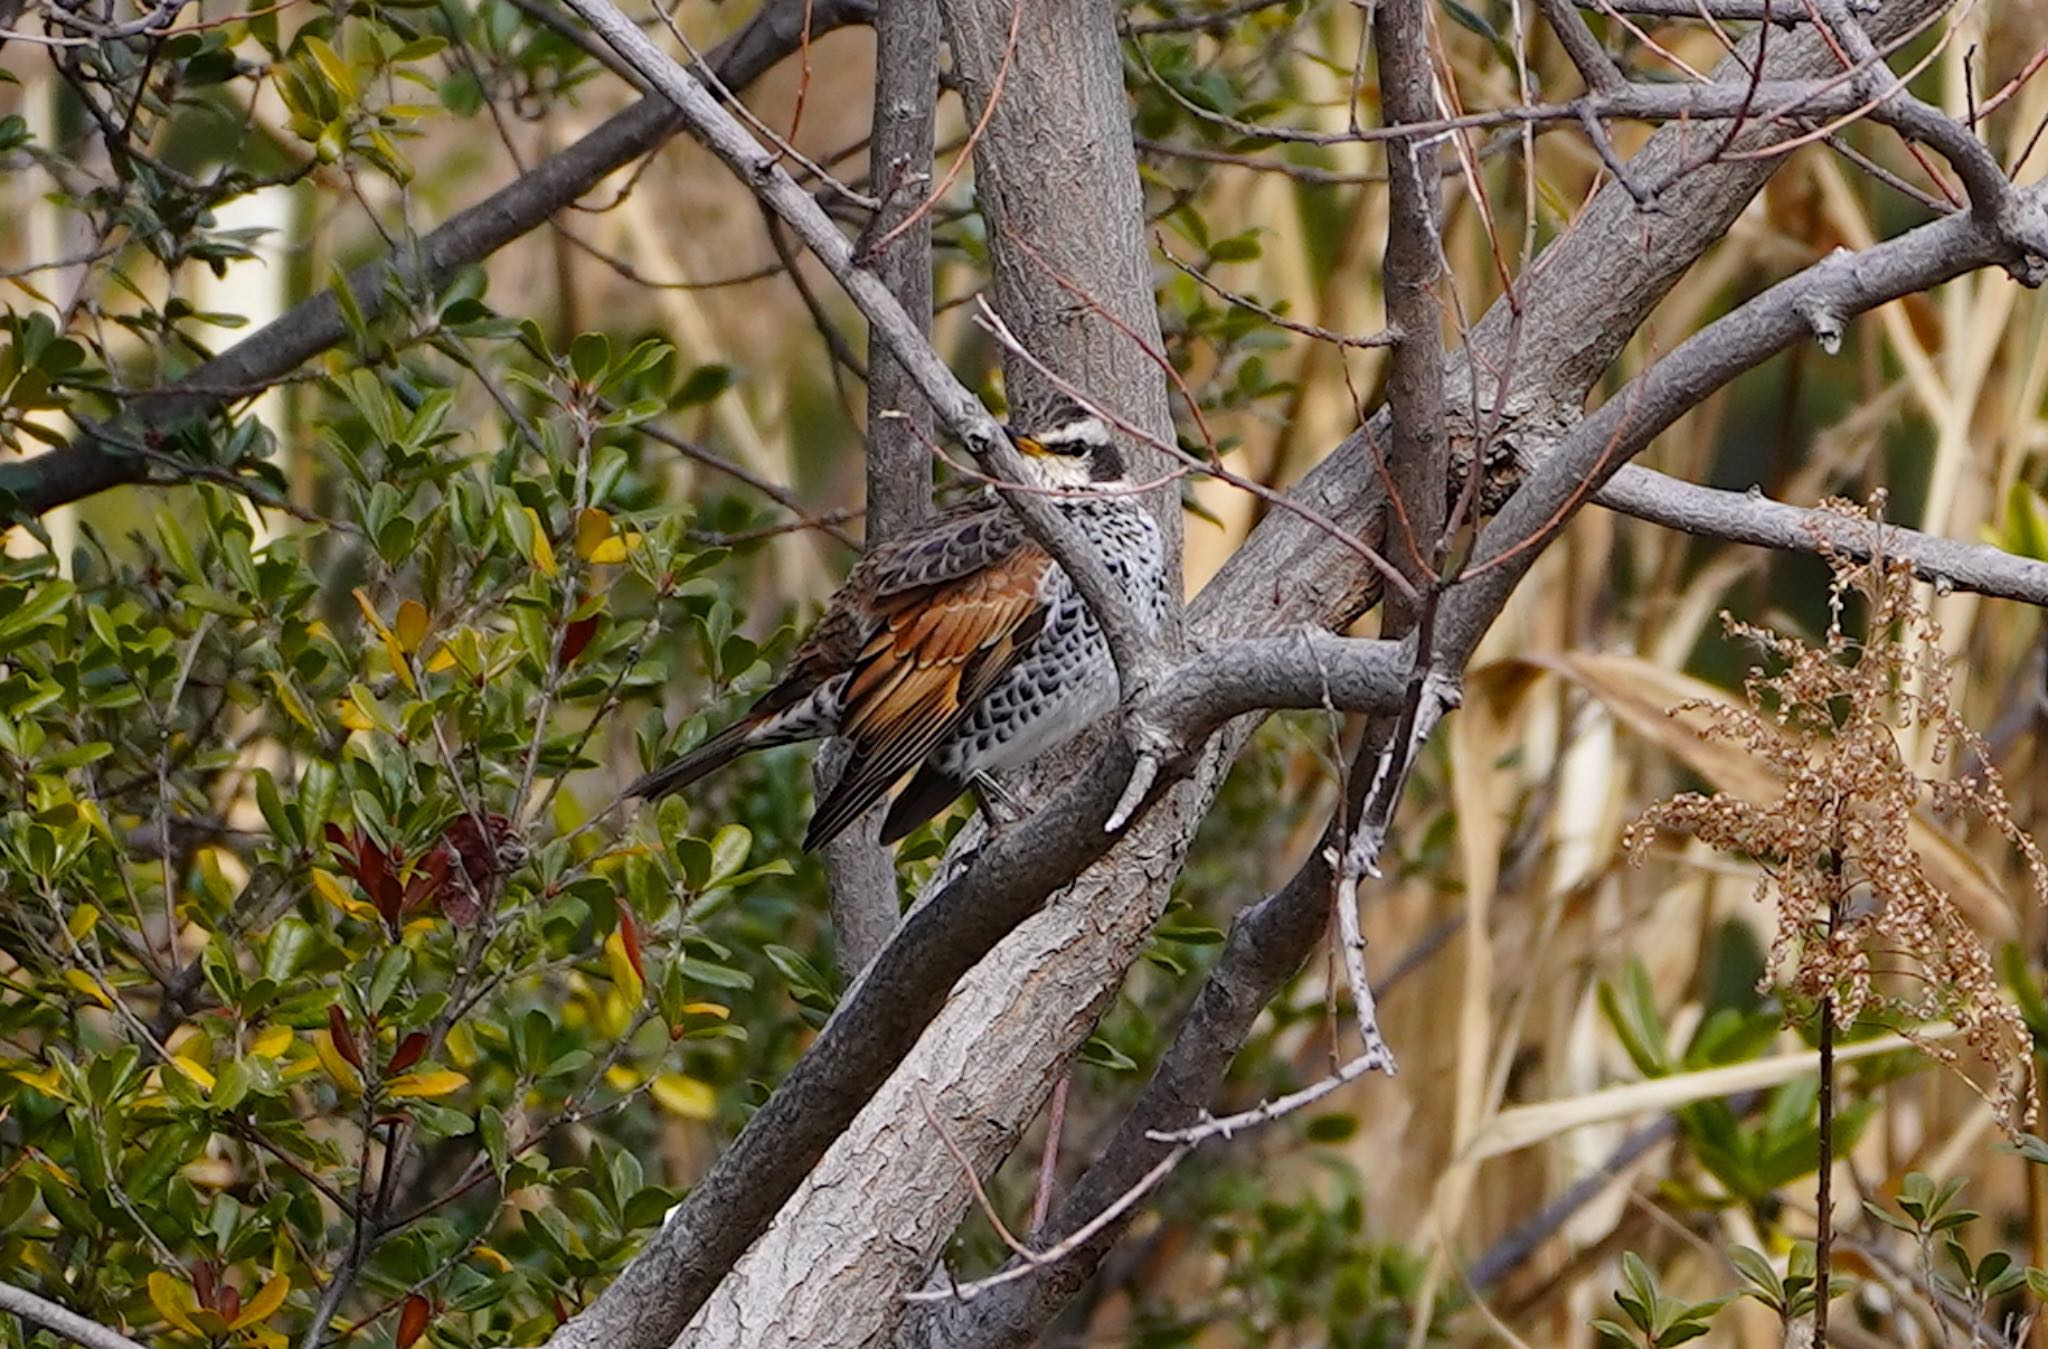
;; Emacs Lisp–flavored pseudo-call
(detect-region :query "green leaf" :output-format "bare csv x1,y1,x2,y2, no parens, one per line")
263,917,315,981
569,332,611,385
672,363,733,409
0,580,73,644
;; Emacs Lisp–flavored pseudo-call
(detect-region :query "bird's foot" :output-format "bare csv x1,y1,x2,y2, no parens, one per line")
972,772,1031,830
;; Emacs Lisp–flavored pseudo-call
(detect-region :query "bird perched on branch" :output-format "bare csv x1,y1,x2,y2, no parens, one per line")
629,396,1170,850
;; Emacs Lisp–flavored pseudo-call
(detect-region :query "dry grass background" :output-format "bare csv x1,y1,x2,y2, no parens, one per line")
7,0,2048,1341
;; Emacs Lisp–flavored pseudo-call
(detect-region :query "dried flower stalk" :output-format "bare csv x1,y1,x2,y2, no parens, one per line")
1625,496,2048,1123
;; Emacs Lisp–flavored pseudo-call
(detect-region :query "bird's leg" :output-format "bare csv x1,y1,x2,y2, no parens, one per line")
972,772,1030,829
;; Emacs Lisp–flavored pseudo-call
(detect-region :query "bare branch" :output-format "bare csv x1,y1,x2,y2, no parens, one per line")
1584,0,1874,16
1597,466,2048,607
1440,182,2048,668
0,0,875,518
0,1281,152,1349
1540,0,1629,94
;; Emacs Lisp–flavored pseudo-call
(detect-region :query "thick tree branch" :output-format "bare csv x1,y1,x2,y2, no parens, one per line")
859,0,941,544
937,0,1184,577
0,1282,151,1349
897,774,1358,1347
0,0,873,517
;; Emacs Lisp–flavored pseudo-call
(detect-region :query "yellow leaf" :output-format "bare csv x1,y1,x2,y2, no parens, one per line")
574,507,612,561
425,647,458,673
251,1025,294,1058
588,532,642,564
682,1002,730,1020
313,1030,362,1095
66,903,100,941
313,871,378,922
338,683,393,735
171,1055,216,1091
300,34,358,100
603,926,644,1007
35,1158,79,1191
394,599,430,653
604,1064,641,1091
62,968,112,1009
148,1272,202,1336
472,1246,513,1274
73,798,113,841
11,1066,62,1095
386,1069,467,1099
381,631,416,693
232,1275,291,1329
651,1073,717,1120
522,507,557,576
351,587,386,632
444,1020,478,1068
267,671,319,733
352,587,416,693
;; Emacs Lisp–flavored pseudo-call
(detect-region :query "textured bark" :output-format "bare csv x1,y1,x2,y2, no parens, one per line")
937,0,1182,561
819,0,945,984
860,0,941,542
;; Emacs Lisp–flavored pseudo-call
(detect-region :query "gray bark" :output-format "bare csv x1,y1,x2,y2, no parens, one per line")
819,0,945,984
937,0,1183,562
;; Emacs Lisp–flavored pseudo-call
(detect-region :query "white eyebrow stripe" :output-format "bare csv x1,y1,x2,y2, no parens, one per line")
1033,416,1109,449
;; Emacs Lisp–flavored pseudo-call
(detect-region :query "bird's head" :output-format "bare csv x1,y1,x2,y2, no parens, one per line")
1007,396,1127,490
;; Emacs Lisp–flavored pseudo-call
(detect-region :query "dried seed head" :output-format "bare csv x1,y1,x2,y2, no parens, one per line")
1629,498,2047,1126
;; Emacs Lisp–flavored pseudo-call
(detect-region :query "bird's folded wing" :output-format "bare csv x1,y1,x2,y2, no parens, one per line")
804,543,1053,846
862,503,1033,598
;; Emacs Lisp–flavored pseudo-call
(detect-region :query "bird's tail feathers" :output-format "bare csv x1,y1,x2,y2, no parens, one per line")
626,715,764,802
876,765,968,845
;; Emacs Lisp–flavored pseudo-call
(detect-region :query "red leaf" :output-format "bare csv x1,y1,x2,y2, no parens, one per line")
350,836,404,929
396,1294,431,1349
386,1031,428,1075
438,813,522,929
217,1284,240,1324
327,1005,364,1071
190,1260,216,1311
324,822,351,853
402,847,452,917
558,614,601,668
617,902,647,983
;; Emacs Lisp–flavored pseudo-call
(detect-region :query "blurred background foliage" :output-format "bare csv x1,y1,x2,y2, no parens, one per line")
2,0,2048,1344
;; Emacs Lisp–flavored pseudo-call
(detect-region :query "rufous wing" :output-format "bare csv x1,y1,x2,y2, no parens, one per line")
803,544,1053,849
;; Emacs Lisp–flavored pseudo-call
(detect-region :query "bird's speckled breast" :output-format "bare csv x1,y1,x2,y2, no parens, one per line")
930,496,1170,780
